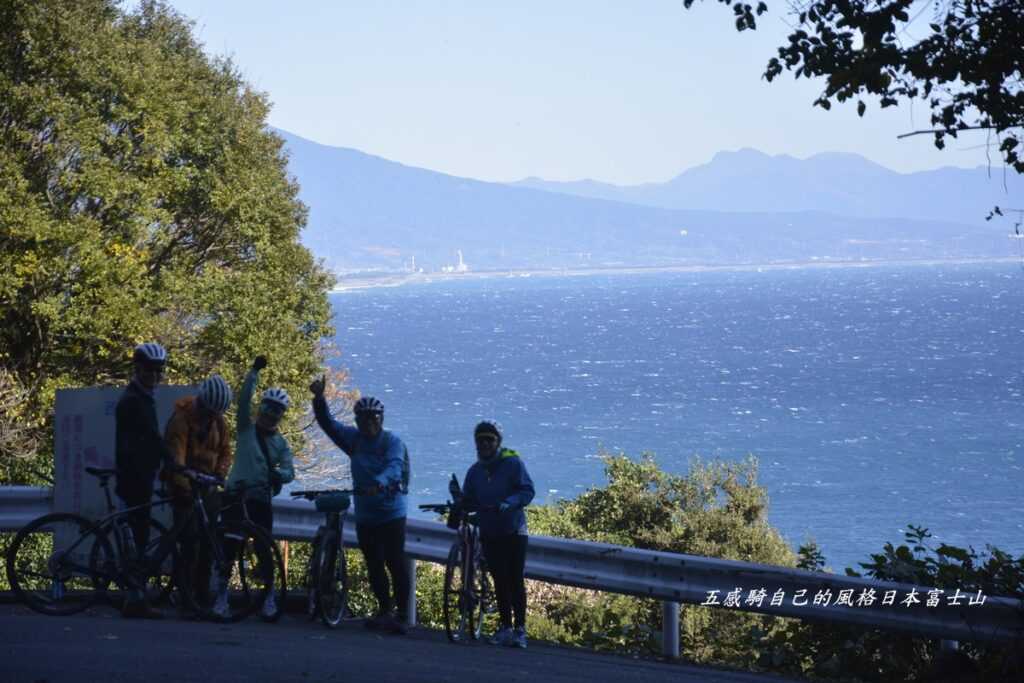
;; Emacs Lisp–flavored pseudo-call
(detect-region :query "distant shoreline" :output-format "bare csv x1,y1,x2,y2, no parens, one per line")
330,257,1021,293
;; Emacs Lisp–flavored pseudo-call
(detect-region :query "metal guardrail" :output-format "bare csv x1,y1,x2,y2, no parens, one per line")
4,488,1023,650
0,487,54,532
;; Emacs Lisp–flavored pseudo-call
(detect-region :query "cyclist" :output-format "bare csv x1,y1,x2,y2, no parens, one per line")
458,420,535,648
310,376,410,634
223,355,295,619
163,373,234,614
114,342,171,618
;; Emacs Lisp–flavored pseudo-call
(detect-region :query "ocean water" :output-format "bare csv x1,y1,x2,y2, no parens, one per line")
323,263,1024,570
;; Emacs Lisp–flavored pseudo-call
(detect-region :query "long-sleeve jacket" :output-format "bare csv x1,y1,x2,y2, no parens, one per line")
313,395,406,526
461,448,535,538
226,369,295,501
163,396,233,497
114,380,171,500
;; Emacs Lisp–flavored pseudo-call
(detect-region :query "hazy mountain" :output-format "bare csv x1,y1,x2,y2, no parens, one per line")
512,148,1023,225
275,129,1013,272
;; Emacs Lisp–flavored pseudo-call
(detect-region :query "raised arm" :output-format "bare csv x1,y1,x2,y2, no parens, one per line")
310,375,356,455
237,370,258,430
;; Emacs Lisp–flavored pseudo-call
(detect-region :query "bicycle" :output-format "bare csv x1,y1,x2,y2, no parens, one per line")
6,465,277,623
219,480,289,622
418,500,495,642
289,489,354,628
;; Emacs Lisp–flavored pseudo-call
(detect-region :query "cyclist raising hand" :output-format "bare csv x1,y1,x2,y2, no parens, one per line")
224,355,295,618
459,420,535,648
311,375,410,634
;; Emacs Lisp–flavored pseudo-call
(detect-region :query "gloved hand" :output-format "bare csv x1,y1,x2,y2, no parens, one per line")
498,502,511,514
253,355,268,372
448,473,462,499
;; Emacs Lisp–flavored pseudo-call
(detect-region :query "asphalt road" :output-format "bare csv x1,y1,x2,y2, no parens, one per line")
0,604,801,683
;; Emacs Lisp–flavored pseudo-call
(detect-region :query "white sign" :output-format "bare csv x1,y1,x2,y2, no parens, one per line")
54,384,196,529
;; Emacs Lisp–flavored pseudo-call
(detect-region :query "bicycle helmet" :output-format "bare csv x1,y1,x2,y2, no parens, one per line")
261,387,290,410
474,420,503,440
132,342,167,365
353,396,384,416
198,374,232,413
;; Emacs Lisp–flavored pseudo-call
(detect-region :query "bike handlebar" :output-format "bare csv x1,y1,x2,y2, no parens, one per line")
290,489,357,501
291,481,400,500
165,463,224,490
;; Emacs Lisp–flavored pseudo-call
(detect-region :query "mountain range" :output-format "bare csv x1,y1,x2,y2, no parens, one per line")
275,129,1019,273
512,148,1022,226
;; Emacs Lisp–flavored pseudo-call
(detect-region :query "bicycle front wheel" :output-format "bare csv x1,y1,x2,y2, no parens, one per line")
6,513,111,616
180,520,276,623
318,533,348,628
442,541,470,642
90,517,177,608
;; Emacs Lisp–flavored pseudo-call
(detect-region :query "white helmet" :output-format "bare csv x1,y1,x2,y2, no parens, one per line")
354,396,384,416
198,374,232,413
133,342,167,365
261,387,290,410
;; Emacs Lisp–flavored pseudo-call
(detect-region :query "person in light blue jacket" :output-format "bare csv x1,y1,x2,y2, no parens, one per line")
458,420,535,649
222,355,295,620
310,375,409,634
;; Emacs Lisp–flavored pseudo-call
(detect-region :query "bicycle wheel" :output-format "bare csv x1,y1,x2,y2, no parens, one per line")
140,518,177,606
318,533,348,628
472,552,494,638
6,513,111,616
90,518,176,607
210,520,275,622
443,542,470,642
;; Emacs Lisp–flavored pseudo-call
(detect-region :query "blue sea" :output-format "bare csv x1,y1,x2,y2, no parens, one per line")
323,263,1024,571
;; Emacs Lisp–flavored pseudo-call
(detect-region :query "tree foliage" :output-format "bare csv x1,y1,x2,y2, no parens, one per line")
0,0,336,482
527,453,796,661
684,0,1024,174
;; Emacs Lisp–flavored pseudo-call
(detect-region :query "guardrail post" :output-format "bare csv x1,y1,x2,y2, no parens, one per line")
662,601,680,658
405,557,417,626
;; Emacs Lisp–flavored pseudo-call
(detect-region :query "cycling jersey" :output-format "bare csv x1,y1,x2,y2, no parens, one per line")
226,369,295,500
114,379,169,500
312,396,407,525
163,396,232,498
461,448,535,537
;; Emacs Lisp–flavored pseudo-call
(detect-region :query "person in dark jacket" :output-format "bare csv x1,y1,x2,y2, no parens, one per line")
114,342,171,618
458,420,535,648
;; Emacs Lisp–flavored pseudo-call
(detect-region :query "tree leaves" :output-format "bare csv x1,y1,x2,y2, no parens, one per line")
0,0,336,480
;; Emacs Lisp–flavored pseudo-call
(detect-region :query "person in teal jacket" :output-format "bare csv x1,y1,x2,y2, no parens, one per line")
310,375,409,635
221,355,295,619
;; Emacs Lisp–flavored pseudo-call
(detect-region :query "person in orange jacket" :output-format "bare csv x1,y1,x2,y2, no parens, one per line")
163,374,234,611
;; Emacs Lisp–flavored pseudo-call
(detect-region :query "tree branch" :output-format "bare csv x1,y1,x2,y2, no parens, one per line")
896,126,1004,140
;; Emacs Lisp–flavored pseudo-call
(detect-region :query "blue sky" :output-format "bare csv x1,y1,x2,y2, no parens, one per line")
159,0,983,184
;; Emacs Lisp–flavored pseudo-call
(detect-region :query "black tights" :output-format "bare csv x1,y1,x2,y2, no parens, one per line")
356,517,410,617
482,534,528,630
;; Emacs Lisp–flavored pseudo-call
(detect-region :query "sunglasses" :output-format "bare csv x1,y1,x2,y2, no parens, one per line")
475,434,499,444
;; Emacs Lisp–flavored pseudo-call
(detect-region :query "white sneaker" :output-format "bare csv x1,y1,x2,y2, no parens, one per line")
512,627,527,649
261,591,277,619
488,626,513,646
212,589,231,620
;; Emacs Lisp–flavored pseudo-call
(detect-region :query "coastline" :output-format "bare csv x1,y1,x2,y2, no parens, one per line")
330,256,1021,293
